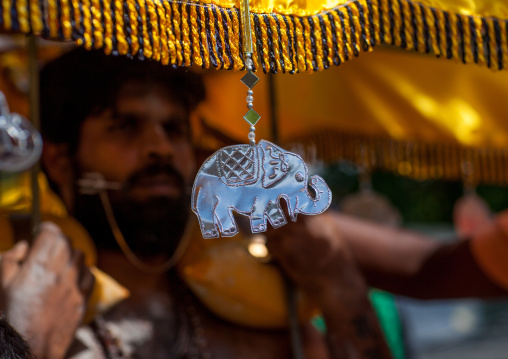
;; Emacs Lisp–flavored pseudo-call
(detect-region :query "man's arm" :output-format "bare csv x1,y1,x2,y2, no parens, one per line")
331,212,507,299
267,213,393,359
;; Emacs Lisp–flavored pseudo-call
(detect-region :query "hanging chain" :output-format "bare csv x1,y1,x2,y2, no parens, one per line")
240,0,260,145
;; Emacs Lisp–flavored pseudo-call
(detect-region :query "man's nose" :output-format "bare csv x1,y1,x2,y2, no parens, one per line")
142,122,175,161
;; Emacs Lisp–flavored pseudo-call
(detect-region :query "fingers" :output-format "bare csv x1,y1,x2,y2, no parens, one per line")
2,241,29,262
20,222,94,296
28,222,76,274
0,241,29,288
71,250,95,298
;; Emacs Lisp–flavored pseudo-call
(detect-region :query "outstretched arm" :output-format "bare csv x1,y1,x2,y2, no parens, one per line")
330,212,507,299
267,213,393,359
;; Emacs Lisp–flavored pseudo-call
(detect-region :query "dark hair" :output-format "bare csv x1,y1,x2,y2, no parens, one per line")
0,317,35,359
40,47,206,154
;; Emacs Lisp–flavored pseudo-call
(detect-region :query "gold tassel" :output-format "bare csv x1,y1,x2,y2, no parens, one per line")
162,0,177,65
258,14,271,72
293,15,307,72
358,0,373,49
81,0,93,49
207,7,222,69
312,16,325,71
171,2,183,65
2,0,12,30
268,15,283,72
147,0,161,61
225,9,242,70
155,0,169,65
71,0,82,42
400,0,413,50
370,0,381,45
462,15,473,64
423,6,439,56
472,17,485,66
199,6,210,68
391,0,402,47
338,7,353,59
414,3,426,53
126,0,139,55
215,8,231,69
302,17,314,71
16,0,29,33
136,0,151,58
321,14,334,68
436,10,447,59
500,20,508,70
286,14,300,72
381,0,391,44
330,10,345,64
59,0,72,39
102,0,114,54
91,0,104,49
349,2,363,53
448,13,459,61
486,18,497,70
114,0,129,55
189,5,203,67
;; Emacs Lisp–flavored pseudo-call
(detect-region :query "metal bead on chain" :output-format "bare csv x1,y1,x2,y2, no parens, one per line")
245,54,254,71
241,53,261,146
248,126,256,145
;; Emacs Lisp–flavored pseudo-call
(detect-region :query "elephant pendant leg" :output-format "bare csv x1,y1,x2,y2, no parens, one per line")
265,200,287,228
195,194,220,238
215,201,239,237
198,196,240,239
249,199,287,233
250,198,268,233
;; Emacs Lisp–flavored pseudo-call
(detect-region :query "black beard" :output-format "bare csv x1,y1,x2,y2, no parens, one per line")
73,165,190,258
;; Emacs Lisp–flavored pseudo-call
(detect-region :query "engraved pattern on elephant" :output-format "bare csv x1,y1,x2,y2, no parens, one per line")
218,145,259,187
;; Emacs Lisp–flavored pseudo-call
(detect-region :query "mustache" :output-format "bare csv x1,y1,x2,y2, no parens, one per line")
124,162,186,191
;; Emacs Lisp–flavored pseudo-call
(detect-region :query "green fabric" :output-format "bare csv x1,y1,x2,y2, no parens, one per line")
311,289,405,359
369,289,405,359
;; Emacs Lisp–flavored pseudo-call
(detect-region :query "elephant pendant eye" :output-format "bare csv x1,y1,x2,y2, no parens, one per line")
295,173,304,182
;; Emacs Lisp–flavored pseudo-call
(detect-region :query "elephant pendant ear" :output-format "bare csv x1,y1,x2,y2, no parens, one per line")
259,140,289,188
191,139,333,239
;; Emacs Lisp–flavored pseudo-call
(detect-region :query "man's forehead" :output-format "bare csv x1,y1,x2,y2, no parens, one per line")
113,83,187,118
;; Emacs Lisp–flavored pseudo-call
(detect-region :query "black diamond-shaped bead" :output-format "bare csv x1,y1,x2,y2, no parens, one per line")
241,71,259,89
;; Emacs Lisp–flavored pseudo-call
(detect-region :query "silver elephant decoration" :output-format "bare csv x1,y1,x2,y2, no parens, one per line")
192,140,332,238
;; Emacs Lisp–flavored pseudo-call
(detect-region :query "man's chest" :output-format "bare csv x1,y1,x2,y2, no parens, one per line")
69,290,326,359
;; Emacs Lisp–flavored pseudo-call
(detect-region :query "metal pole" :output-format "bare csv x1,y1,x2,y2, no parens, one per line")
28,35,40,235
284,275,305,359
267,73,279,143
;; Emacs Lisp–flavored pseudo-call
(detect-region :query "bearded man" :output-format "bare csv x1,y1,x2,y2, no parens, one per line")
0,48,391,359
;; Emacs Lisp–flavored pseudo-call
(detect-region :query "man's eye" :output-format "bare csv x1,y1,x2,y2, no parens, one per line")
163,122,187,138
108,118,139,133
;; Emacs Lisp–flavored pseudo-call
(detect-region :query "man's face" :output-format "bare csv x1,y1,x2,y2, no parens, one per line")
72,83,196,256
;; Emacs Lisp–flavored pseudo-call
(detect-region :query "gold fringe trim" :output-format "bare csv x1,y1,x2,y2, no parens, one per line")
16,0,29,33
3,0,508,72
90,0,103,49
290,131,508,186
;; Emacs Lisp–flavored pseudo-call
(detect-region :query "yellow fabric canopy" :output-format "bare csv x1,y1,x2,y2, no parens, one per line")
198,47,508,184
